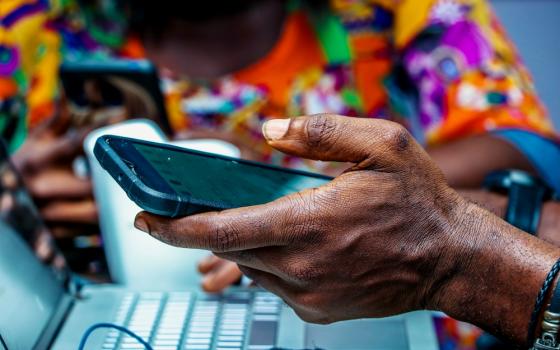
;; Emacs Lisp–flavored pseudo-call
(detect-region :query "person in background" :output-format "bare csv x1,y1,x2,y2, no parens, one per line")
2,0,560,305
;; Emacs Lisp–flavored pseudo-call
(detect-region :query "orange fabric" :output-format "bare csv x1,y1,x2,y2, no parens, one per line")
119,36,146,59
432,72,554,143
0,78,18,99
234,12,326,109
350,34,392,114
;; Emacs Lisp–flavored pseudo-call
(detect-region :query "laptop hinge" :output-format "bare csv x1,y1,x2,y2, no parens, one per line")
0,334,8,350
33,294,74,350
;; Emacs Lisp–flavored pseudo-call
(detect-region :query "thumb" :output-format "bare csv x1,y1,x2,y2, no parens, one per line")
262,114,418,171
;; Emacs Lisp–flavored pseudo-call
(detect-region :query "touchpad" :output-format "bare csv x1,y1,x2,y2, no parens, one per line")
305,319,408,349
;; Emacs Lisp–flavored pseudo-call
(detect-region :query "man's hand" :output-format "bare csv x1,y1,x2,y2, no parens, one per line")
135,115,468,321
134,115,560,345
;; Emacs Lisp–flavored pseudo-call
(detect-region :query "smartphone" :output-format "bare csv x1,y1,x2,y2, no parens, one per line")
60,59,172,134
94,135,333,217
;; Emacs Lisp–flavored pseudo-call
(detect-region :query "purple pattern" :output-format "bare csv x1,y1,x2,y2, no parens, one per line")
403,20,493,128
0,46,20,76
0,0,48,28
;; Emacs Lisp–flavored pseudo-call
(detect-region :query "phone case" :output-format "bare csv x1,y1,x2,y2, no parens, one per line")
94,136,333,217
94,136,192,217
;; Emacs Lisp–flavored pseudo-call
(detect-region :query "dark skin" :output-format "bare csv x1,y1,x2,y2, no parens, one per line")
138,0,540,291
134,114,560,345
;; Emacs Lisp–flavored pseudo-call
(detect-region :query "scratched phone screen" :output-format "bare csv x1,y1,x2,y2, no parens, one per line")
133,143,331,208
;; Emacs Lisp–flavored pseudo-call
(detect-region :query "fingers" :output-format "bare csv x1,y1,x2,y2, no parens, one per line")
134,190,317,252
262,114,418,171
41,200,98,224
201,260,243,293
15,131,86,173
133,207,275,252
198,254,223,274
28,169,93,200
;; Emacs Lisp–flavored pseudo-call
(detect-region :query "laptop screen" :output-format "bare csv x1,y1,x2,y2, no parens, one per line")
0,140,68,349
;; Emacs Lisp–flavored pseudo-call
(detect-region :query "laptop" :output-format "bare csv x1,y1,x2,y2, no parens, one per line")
0,139,439,350
83,119,242,288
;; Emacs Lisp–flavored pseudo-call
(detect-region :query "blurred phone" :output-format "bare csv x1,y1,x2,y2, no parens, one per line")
60,59,172,134
94,135,332,217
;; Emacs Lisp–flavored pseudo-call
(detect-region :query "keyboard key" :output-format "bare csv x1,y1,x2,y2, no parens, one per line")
253,315,278,322
220,324,244,330
154,339,180,346
217,341,243,347
155,334,181,340
218,335,243,342
186,337,211,344
188,327,214,333
119,344,145,349
248,320,277,347
219,330,243,336
186,332,212,339
183,345,210,350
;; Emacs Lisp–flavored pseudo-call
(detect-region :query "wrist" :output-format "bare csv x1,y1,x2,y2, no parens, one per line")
427,200,560,345
539,201,560,245
458,189,507,219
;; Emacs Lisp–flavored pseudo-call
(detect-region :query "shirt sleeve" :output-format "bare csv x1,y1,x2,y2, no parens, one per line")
387,0,557,143
0,0,63,150
493,129,560,193
385,0,560,187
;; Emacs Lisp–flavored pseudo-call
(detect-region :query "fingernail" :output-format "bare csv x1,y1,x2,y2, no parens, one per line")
134,217,150,233
263,119,290,141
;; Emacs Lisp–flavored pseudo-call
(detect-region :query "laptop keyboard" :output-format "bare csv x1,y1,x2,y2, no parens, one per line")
102,291,282,350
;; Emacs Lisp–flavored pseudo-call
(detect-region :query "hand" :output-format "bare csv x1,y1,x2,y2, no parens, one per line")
135,114,560,345
198,254,243,292
135,114,469,322
12,109,99,237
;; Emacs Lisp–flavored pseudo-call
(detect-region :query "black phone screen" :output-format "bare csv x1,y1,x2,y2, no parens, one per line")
131,142,331,208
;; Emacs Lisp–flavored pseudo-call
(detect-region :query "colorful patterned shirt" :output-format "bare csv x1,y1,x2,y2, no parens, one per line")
1,0,559,180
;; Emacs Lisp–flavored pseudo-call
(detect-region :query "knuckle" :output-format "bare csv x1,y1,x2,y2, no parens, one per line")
305,114,339,150
384,123,411,153
284,193,323,243
211,220,242,252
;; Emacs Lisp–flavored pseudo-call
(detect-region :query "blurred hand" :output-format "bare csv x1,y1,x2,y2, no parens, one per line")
12,107,99,237
135,114,475,323
198,254,243,292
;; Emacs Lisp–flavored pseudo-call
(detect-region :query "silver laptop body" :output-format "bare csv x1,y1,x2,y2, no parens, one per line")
0,221,437,350
0,134,438,350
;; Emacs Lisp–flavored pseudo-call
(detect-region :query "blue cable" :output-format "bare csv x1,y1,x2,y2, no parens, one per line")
78,323,154,350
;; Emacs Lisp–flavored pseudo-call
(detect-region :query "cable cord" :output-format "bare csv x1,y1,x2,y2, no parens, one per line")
78,323,153,350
